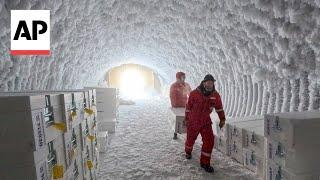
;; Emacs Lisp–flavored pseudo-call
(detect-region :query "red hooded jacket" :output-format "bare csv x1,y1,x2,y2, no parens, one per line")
170,72,192,107
170,82,192,107
185,88,225,128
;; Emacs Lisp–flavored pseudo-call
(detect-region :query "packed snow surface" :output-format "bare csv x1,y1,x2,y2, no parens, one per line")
97,98,259,180
0,0,320,116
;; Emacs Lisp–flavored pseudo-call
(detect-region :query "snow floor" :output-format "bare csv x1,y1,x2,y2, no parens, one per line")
97,98,260,180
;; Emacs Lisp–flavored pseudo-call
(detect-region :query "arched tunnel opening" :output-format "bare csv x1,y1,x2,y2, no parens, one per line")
106,63,162,100
1,0,320,179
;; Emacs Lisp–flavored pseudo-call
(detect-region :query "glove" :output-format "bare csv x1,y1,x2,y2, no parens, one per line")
219,120,225,129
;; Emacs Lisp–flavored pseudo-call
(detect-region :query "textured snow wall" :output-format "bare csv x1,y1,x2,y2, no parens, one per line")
0,0,320,116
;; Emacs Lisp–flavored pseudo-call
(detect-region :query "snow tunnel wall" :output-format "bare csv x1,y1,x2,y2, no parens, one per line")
0,0,320,117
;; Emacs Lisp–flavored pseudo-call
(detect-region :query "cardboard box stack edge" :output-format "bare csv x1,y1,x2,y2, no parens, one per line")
85,87,119,154
0,88,119,180
214,111,320,180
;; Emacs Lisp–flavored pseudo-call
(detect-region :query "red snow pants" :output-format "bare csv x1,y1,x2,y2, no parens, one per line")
185,124,215,165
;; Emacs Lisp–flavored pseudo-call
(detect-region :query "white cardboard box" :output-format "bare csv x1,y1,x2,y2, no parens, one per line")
245,125,265,156
65,153,84,180
230,139,244,163
214,115,263,140
0,94,66,152
94,147,100,171
60,92,85,130
97,109,118,119
97,119,117,133
266,160,320,180
46,135,67,179
0,108,46,152
229,119,264,163
97,131,109,153
0,145,47,168
0,92,72,149
80,120,95,155
264,111,320,148
0,94,45,111
82,142,94,164
91,132,98,162
84,88,97,109
265,111,320,174
229,119,264,144
266,138,320,174
63,124,82,168
82,153,96,180
168,107,186,135
0,157,49,180
243,147,266,179
89,87,119,119
214,135,230,155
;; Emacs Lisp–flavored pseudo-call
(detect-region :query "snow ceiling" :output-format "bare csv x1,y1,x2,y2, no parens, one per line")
0,0,320,116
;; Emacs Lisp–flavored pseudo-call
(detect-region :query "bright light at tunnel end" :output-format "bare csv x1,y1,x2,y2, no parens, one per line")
120,69,147,100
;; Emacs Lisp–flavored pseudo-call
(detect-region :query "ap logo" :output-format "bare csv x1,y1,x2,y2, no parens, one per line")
11,10,50,56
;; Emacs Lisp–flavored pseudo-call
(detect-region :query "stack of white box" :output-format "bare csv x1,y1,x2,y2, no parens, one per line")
97,131,109,153
228,117,264,164
213,123,230,155
97,119,116,134
0,93,67,179
93,87,119,120
213,116,263,156
213,115,266,179
0,89,101,180
264,111,320,180
86,87,119,153
79,88,99,179
59,91,86,180
215,112,320,180
213,116,235,156
242,121,266,179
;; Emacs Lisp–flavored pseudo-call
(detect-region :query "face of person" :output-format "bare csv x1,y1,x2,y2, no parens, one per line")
178,75,186,83
203,80,214,91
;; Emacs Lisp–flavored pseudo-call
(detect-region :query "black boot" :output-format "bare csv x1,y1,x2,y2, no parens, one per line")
185,153,192,159
201,164,214,173
173,133,178,140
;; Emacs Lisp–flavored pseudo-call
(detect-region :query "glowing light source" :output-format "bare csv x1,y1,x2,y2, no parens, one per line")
120,68,146,99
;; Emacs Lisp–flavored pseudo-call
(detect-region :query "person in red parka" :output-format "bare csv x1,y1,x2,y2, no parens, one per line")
185,74,226,173
170,72,192,107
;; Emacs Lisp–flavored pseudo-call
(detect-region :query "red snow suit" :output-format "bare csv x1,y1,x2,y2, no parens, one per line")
170,81,192,108
185,88,226,165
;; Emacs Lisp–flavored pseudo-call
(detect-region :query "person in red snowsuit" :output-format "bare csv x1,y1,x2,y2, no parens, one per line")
185,74,226,173
170,72,192,107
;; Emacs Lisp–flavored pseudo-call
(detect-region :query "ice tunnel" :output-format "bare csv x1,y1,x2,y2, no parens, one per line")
2,0,320,180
